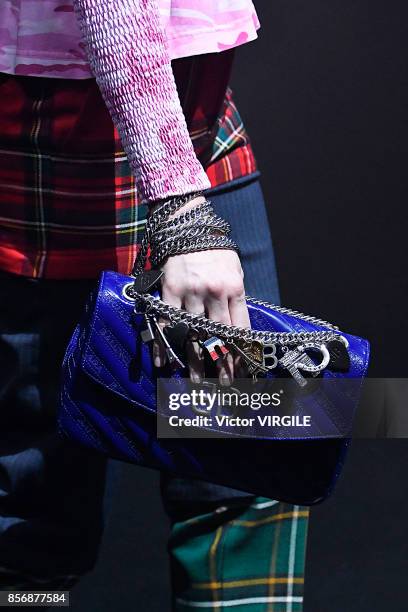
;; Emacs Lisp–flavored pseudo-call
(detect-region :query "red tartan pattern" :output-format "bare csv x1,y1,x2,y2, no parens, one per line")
0,72,257,280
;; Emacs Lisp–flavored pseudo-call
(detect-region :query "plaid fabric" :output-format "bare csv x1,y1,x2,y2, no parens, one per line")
169,497,309,611
0,67,257,280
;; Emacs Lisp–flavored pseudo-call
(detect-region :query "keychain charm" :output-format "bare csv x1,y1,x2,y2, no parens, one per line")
279,342,331,387
164,322,190,356
141,314,186,369
202,336,229,362
262,342,278,370
140,313,156,344
228,340,269,381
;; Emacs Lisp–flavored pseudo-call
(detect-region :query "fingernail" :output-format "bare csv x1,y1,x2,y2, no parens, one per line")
154,356,161,367
191,372,201,384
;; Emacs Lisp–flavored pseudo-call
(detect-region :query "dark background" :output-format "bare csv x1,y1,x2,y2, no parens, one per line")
71,1,408,610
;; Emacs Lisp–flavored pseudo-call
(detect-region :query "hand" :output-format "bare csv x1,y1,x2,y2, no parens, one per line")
153,247,250,385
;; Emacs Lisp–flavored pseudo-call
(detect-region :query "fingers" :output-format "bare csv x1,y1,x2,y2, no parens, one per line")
184,295,205,384
228,294,251,329
152,319,166,367
228,293,251,378
205,296,233,386
153,280,182,367
154,251,248,385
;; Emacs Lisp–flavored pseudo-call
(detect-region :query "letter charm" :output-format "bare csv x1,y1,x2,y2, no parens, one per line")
279,342,331,387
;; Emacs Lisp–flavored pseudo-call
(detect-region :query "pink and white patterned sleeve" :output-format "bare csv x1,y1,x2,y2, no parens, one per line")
71,0,211,203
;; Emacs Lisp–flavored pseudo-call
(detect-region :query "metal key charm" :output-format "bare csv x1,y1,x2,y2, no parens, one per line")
150,315,185,369
140,313,156,344
279,342,331,387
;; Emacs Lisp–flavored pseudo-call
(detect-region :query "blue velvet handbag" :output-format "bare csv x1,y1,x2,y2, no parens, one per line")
58,270,370,505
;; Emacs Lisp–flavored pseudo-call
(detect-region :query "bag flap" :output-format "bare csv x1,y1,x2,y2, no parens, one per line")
78,271,371,426
80,271,159,413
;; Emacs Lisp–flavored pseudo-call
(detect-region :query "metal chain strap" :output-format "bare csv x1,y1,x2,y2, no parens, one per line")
150,235,239,268
134,192,239,272
132,192,202,276
154,201,218,231
126,286,340,346
130,193,341,347
153,216,231,243
245,296,339,331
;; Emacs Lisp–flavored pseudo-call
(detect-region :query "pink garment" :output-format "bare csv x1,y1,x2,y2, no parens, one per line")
0,0,260,79
71,0,212,202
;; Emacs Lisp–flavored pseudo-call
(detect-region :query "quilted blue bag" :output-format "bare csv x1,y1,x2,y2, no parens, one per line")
58,270,370,505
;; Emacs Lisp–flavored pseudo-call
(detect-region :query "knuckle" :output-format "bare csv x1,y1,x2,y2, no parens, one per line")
206,279,225,297
184,278,202,296
228,277,245,297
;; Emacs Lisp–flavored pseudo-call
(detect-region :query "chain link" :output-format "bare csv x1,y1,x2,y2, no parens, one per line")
245,296,339,331
132,192,202,276
125,285,341,346
151,235,239,267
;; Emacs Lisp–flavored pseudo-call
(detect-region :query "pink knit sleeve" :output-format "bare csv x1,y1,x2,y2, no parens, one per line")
71,0,211,202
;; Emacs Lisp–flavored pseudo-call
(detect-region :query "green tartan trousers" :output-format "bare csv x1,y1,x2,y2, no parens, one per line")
169,498,309,611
